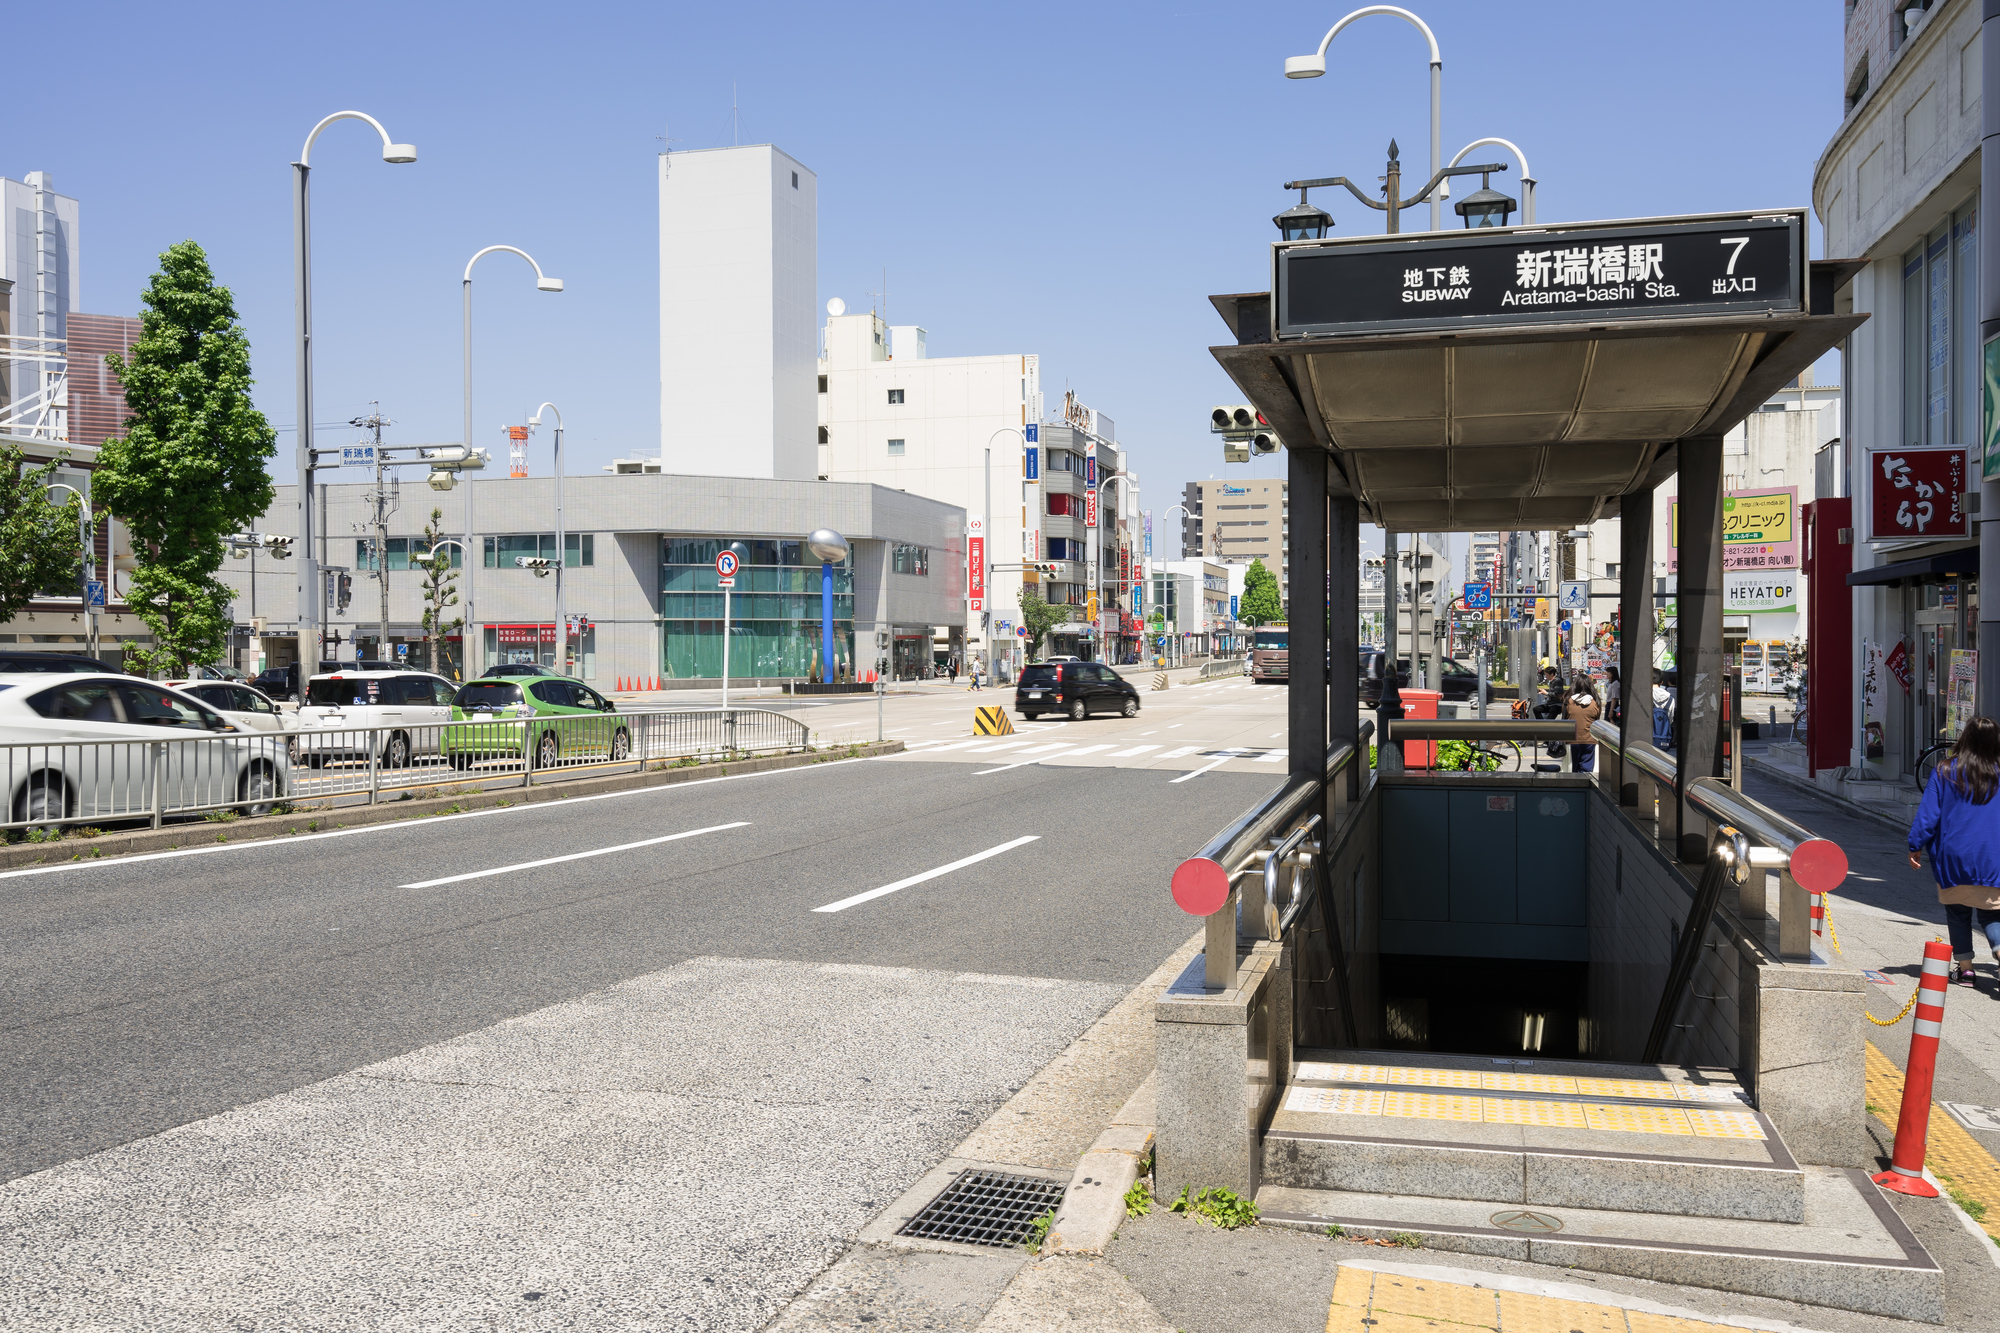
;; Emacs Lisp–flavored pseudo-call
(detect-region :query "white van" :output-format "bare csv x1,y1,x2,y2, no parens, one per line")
295,668,457,768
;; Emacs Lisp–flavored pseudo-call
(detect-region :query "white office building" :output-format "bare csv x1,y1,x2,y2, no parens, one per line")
658,145,818,480
817,308,1055,675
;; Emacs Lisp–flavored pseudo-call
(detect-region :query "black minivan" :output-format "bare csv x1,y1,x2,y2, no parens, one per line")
1016,661,1141,721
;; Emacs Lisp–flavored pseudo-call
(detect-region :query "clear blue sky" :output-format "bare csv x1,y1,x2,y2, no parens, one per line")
19,0,1840,561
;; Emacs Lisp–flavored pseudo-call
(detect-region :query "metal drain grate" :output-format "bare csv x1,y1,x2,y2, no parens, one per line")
896,1169,1067,1248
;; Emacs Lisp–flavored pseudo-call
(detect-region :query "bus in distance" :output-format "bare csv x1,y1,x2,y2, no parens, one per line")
1251,624,1288,682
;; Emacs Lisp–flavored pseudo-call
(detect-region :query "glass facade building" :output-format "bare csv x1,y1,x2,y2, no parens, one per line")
660,537,855,679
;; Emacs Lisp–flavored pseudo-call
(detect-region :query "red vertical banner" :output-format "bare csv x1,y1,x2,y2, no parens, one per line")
1802,498,1852,775
1085,487,1098,528
969,535,985,611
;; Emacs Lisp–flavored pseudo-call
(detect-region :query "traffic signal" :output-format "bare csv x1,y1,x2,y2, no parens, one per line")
1249,430,1281,455
515,556,556,579
335,572,352,613
1209,405,1264,434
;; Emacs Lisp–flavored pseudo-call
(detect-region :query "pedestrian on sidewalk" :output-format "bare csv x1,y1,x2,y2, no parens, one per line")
948,655,959,685
1603,665,1622,726
1565,675,1602,772
1651,669,1673,750
1906,714,2000,991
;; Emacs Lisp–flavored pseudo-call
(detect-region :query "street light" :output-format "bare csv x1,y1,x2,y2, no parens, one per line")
43,482,95,658
1453,176,1518,229
1272,189,1334,241
1441,136,1535,224
1286,6,1443,231
807,528,849,684
986,426,1025,681
462,245,563,678
528,402,566,675
1284,144,1504,237
294,110,416,675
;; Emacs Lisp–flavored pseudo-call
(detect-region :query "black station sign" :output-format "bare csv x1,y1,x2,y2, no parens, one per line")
1274,212,1805,339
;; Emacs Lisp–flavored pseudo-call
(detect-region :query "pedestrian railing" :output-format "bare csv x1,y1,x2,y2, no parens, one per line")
1199,657,1246,680
0,707,812,834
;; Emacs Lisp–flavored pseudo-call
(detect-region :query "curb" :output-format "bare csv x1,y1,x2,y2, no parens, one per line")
1745,755,1913,838
0,741,904,871
1044,1074,1156,1257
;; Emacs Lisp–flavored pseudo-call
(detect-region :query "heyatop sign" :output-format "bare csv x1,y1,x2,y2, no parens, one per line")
1274,210,1805,339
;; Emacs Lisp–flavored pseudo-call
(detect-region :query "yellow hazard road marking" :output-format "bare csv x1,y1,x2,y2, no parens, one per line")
1865,1040,2000,1240
972,705,1014,736
1326,1268,1822,1333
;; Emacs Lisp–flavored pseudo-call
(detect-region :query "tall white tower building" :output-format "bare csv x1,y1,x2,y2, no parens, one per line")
658,145,817,479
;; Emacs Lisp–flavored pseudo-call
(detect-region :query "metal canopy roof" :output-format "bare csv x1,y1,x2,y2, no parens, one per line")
1209,260,1863,533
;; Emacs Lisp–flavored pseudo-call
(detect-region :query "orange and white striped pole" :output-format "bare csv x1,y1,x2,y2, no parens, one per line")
1872,939,1952,1198
1810,890,1825,937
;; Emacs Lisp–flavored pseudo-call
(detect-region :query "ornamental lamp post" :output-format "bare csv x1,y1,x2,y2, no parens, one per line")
1453,174,1518,229
1272,189,1334,241
1286,5,1444,231
807,528,849,684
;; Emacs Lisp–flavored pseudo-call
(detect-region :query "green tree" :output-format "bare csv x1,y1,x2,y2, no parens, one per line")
415,508,463,678
94,241,277,676
1018,588,1063,659
0,445,85,623
1239,558,1284,627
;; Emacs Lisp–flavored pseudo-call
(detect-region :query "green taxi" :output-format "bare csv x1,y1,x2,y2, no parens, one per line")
443,672,632,770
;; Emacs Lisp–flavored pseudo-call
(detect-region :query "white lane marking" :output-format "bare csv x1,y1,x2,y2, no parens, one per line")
1162,745,1203,759
400,822,751,888
1255,750,1288,763
1269,732,1282,738
921,740,984,753
813,836,1040,912
0,755,892,883
1167,724,1182,729
966,740,1030,753
1108,744,1159,758
1016,742,1074,756
1050,744,1114,757
1171,750,1245,784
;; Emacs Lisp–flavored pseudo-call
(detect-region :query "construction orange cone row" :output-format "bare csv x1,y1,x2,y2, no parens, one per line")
1872,939,1951,1198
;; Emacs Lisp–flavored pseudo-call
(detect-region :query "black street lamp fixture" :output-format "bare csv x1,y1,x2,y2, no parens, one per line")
1454,172,1518,229
1283,141,1509,237
1273,185,1333,241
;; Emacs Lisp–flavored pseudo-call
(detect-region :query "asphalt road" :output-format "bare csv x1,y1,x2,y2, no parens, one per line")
0,750,1276,1183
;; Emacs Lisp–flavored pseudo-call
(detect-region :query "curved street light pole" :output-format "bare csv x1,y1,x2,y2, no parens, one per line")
44,482,94,658
1287,6,1442,231
529,402,565,674
294,111,416,676
1446,136,1536,224
461,245,563,678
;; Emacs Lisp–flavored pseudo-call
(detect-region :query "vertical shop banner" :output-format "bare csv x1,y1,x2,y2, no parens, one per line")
1885,637,1913,692
1949,648,1979,739
967,515,985,613
1861,445,1972,542
1085,485,1098,528
1143,510,1153,557
1984,337,2000,481
1862,640,1885,761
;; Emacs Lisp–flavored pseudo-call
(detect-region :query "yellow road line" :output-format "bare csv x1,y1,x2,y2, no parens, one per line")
1864,1041,2000,1240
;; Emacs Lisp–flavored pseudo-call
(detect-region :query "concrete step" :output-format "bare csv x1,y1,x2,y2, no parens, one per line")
1256,1166,1942,1323
1266,1052,1799,1223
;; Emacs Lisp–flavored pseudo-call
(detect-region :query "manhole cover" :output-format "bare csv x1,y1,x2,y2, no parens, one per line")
1490,1209,1564,1234
897,1169,1067,1248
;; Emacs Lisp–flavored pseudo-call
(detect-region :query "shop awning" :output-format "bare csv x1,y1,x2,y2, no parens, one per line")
1845,547,1979,587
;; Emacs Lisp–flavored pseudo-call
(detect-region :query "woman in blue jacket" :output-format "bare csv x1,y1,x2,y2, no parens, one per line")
1908,715,2000,990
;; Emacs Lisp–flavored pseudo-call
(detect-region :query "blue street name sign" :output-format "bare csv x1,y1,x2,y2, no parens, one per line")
1464,582,1492,609
341,444,376,466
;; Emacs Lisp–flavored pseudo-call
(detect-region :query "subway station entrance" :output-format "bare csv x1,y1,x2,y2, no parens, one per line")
1154,211,1946,1321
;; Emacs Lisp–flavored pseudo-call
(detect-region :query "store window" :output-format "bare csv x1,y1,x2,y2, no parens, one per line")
483,533,594,568
891,543,929,575
1900,202,1978,449
1048,493,1076,517
658,536,855,679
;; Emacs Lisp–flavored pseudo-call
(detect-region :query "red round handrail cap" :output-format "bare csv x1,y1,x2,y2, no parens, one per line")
1789,838,1848,894
1171,857,1231,916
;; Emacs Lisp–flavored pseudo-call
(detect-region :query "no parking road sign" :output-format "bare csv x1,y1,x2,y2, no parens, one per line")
1463,582,1492,610
715,548,739,588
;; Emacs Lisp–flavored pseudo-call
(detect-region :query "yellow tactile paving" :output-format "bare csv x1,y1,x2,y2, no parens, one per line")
1328,1268,1819,1333
1382,1091,1487,1122
1672,1084,1753,1104
1286,1087,1387,1116
1484,1097,1589,1129
1572,1076,1681,1100
1582,1103,1694,1136
1482,1071,1578,1095
1866,1040,2000,1241
1496,1290,1627,1333
1681,1108,1767,1139
1375,1273,1502,1326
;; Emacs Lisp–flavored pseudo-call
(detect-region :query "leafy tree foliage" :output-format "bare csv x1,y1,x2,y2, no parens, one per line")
1018,588,1063,658
415,508,463,677
0,445,85,624
1238,558,1284,627
95,241,277,676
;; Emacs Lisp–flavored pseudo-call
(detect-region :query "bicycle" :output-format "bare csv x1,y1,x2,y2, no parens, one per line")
1916,739,1952,793
1439,737,1525,772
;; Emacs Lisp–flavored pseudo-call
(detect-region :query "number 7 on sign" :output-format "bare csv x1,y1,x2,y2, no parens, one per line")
1720,236,1750,274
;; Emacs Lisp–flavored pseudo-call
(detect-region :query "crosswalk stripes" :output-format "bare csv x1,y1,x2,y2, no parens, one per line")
1254,750,1288,763
1161,745,1203,758
1108,744,1158,758
899,735,1288,775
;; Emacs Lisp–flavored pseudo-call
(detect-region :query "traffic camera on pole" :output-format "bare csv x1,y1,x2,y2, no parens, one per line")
423,445,489,492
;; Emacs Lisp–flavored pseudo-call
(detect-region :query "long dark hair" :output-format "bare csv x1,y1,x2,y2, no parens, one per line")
1950,716,2000,804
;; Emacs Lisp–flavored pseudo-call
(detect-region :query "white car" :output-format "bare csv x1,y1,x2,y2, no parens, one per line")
0,673,291,825
169,680,302,760
295,668,458,768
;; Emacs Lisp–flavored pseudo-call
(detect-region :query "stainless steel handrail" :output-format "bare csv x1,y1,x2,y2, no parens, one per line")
1389,719,1576,742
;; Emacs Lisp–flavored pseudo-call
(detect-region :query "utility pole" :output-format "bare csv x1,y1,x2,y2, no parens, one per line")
1980,4,2000,721
351,406,396,663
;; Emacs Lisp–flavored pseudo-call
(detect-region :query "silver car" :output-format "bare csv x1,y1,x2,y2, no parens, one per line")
0,674,291,826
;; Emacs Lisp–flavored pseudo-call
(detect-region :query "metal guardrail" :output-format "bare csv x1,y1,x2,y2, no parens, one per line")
0,707,812,834
1199,656,1247,680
